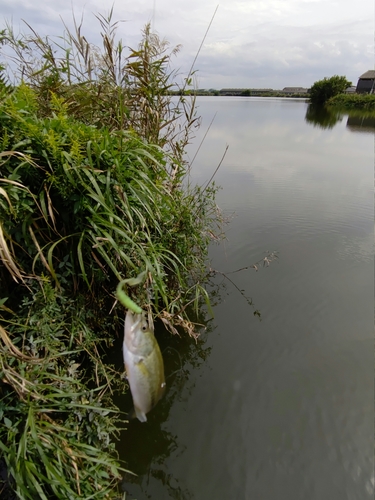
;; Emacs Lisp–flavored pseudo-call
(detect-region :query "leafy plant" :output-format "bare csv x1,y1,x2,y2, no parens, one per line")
309,75,352,106
0,12,224,323
0,283,127,499
327,92,375,111
0,10,224,499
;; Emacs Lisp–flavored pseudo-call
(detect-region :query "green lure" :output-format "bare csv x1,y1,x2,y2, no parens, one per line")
116,271,147,314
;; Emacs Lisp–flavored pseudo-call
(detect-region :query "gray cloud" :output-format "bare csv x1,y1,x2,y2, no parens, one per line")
0,0,373,89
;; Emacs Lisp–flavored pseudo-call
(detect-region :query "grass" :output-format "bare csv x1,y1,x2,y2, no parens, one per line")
0,10,224,499
328,93,375,111
0,283,128,499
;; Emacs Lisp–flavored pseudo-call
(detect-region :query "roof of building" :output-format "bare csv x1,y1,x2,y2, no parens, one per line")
359,70,375,79
219,88,274,92
282,87,308,91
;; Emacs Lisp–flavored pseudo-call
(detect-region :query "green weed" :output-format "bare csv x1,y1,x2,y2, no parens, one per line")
0,10,224,499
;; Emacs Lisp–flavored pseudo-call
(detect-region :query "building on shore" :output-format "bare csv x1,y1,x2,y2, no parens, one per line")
356,70,375,94
219,88,273,96
219,87,309,96
219,88,246,95
282,87,309,94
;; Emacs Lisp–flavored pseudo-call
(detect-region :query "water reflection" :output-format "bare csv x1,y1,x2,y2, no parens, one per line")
346,114,375,133
305,103,375,133
304,104,343,129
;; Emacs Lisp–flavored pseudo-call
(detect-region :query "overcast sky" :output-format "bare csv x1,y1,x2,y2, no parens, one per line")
1,0,374,89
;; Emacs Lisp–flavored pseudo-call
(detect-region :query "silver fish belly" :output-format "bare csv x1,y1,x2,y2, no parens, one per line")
123,310,165,422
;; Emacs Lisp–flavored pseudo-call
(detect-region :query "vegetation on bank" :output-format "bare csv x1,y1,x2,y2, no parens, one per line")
309,75,352,106
328,92,375,111
307,74,375,113
175,89,309,98
0,12,223,499
238,89,307,98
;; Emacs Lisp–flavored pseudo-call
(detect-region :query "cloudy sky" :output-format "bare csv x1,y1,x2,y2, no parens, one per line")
1,0,373,89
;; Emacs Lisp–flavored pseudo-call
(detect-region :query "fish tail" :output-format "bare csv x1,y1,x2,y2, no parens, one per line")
134,406,147,423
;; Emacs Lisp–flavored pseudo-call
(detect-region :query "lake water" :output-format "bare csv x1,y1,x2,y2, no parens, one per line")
120,97,374,500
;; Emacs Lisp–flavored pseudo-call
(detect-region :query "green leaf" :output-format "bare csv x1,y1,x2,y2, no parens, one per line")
3,417,12,428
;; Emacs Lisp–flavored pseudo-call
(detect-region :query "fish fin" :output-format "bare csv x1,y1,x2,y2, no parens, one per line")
134,406,147,423
127,407,136,420
127,406,147,422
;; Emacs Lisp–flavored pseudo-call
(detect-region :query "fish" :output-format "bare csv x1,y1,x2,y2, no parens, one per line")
123,309,166,422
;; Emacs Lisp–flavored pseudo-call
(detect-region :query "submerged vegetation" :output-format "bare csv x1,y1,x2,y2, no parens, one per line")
0,11,223,499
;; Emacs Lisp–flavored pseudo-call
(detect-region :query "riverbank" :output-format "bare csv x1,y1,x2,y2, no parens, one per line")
175,90,309,98
328,93,375,111
0,16,223,500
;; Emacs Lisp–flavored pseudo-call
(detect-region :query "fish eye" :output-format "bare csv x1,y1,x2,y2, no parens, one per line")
142,325,147,331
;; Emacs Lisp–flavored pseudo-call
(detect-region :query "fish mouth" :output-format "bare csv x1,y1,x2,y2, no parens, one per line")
127,310,144,332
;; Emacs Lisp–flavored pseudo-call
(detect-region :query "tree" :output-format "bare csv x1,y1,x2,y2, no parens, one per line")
309,75,352,106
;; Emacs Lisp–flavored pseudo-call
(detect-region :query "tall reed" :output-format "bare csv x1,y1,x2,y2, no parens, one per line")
0,10,223,499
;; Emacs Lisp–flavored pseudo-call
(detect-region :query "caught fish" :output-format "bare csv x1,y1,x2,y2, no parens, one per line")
123,310,166,422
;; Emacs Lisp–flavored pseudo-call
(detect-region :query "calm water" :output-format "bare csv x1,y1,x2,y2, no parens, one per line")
120,97,374,500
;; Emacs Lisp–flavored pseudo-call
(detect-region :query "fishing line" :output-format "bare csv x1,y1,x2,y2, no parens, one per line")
151,0,156,32
162,346,183,380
